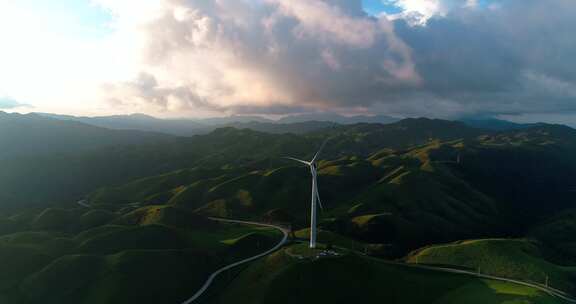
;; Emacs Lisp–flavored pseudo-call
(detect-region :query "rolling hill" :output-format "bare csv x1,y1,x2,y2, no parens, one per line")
81,123,576,258
214,244,563,304
0,111,171,160
277,113,400,124
0,118,491,210
37,113,339,136
2,116,576,302
406,238,576,294
0,204,283,304
37,113,206,136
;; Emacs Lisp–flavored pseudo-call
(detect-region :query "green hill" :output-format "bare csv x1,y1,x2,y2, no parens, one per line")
0,111,171,161
3,118,576,302
216,245,562,304
0,202,284,303
294,228,367,250
32,208,78,231
530,208,576,264
20,250,212,304
406,239,576,293
0,245,52,292
0,118,491,210
77,224,188,255
80,126,576,256
223,232,279,259
78,210,117,230
114,205,216,229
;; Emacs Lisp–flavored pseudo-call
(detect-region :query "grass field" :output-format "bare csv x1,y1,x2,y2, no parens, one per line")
216,244,565,304
0,213,284,304
294,228,366,250
406,238,576,294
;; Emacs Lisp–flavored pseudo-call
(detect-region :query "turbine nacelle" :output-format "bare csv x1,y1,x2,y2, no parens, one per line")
283,138,328,167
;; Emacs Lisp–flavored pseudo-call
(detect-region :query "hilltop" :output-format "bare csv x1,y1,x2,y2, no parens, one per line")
83,123,576,256
215,244,562,304
36,112,339,136
0,111,172,160
0,204,282,304
0,117,488,209
2,116,576,302
406,239,576,293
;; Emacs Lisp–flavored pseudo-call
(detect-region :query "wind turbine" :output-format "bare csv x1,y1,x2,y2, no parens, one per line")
285,139,328,249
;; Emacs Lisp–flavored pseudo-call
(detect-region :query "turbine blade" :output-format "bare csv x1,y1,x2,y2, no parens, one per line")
315,185,323,210
283,157,311,166
311,138,329,163
313,174,323,210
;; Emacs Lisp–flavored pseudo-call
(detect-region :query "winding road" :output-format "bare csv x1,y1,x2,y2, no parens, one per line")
328,244,576,303
406,263,576,303
181,218,289,304
78,199,575,302
181,218,576,304
326,241,576,303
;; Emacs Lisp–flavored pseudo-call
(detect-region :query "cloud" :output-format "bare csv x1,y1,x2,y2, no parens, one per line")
96,0,420,115
0,97,31,109
101,72,216,112
382,0,479,26
387,0,576,118
91,0,576,121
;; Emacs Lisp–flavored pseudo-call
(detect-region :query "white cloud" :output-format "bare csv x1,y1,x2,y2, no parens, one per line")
1,0,576,122
92,0,420,116
64,0,576,119
383,0,478,25
270,0,378,47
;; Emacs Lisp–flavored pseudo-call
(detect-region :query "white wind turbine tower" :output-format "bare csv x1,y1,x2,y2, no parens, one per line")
285,139,328,249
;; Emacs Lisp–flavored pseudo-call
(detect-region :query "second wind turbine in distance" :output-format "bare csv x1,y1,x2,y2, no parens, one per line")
284,139,328,249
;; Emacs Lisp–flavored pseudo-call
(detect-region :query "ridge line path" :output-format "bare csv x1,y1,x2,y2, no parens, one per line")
306,238,576,303
343,245,576,303
182,218,576,304
407,263,576,303
181,218,289,304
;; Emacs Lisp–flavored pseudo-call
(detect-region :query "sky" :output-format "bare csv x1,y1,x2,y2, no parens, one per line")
0,0,575,125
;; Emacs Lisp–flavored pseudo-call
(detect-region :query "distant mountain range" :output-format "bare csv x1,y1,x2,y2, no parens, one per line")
38,113,204,136
276,113,400,124
459,118,546,130
0,111,571,210
0,111,171,160
35,113,339,136
2,111,576,302
1,110,558,162
34,111,540,136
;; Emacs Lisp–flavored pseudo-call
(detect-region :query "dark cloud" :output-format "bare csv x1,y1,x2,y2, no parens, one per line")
387,0,576,118
99,0,576,121
99,0,419,116
101,73,219,112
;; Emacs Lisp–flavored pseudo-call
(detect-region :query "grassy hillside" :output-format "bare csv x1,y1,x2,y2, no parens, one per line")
20,250,212,304
215,245,562,304
40,112,339,136
0,111,171,161
0,118,490,210
0,204,283,304
82,125,576,257
4,118,575,217
530,208,576,264
406,239,576,293
3,118,576,302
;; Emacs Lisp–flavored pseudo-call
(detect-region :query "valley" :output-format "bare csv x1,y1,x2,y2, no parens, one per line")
1,113,576,303
2,1,574,302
